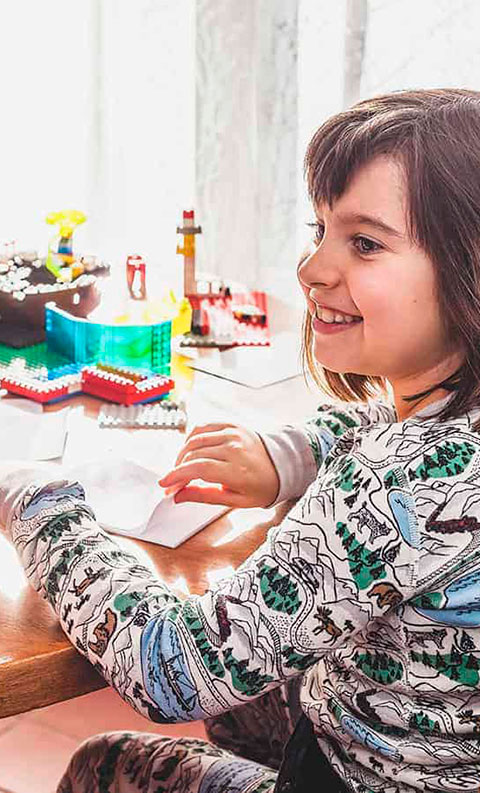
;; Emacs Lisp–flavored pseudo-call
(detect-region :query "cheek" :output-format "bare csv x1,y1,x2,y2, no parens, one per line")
349,280,391,325
356,277,422,327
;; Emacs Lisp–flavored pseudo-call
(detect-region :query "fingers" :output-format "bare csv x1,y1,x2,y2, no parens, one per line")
175,432,230,466
178,445,231,467
173,484,242,507
159,458,236,491
183,423,237,445
175,425,239,466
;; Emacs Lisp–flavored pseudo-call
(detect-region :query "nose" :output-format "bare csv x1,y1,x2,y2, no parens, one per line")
297,238,343,292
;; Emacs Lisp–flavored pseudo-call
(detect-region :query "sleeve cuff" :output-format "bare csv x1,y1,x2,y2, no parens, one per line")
256,427,318,506
0,469,86,541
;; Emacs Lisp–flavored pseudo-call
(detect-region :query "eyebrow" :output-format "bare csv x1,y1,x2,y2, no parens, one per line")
336,212,405,240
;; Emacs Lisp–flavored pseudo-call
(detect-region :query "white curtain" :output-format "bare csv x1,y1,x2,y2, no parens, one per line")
2,0,480,309
0,0,195,298
0,1,97,252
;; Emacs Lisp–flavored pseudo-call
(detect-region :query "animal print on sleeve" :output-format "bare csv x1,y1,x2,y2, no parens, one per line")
258,398,396,504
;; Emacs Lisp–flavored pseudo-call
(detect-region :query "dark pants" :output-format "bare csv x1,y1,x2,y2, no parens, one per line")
205,680,348,793
274,715,349,793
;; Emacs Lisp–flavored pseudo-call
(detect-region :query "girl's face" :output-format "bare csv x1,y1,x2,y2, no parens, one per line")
298,155,464,399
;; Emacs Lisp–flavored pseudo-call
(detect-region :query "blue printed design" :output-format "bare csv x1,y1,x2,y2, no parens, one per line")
388,488,418,548
21,481,85,520
416,568,480,626
141,615,205,721
199,759,269,793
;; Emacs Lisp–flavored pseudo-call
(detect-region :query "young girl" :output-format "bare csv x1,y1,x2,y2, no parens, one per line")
2,87,480,793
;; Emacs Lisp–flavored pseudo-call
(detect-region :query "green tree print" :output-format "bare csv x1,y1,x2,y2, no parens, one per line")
258,562,300,614
336,522,386,589
353,650,404,684
410,646,480,686
408,441,477,482
182,602,225,678
223,648,273,696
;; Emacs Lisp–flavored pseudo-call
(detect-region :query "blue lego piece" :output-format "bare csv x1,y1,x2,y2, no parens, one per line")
45,304,171,373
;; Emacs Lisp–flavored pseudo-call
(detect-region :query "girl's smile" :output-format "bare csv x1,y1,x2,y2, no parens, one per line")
311,302,364,333
312,315,363,334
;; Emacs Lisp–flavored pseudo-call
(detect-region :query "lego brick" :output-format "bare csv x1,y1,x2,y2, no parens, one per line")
180,291,269,348
1,372,82,404
45,304,172,372
81,365,174,406
98,399,187,429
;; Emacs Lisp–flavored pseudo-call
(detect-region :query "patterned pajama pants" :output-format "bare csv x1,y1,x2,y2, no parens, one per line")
56,680,302,793
57,732,278,793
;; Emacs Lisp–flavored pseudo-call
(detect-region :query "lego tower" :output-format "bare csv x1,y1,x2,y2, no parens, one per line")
176,210,202,296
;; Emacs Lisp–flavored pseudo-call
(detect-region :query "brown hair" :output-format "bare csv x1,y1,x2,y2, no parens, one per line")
302,88,480,424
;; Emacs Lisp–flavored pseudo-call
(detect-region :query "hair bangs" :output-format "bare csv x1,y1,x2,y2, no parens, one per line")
304,107,413,213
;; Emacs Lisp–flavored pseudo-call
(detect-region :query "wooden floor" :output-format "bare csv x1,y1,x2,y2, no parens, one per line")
0,687,207,793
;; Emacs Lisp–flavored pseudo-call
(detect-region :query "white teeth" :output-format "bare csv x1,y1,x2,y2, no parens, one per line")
316,306,360,324
320,308,335,323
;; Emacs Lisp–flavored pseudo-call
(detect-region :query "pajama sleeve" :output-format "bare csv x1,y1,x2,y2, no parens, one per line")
3,412,426,725
257,398,396,504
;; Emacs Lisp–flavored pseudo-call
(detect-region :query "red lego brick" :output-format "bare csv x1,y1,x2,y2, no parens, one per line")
81,366,174,405
1,373,82,403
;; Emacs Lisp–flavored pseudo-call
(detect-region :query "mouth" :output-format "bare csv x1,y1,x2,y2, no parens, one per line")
312,304,363,326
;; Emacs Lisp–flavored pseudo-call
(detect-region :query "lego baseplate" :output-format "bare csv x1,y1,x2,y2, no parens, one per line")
0,341,76,378
0,361,174,406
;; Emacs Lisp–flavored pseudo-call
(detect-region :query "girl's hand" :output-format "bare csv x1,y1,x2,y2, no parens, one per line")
158,423,280,508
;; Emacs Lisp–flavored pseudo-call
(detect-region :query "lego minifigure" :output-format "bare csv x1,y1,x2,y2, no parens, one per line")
45,210,87,279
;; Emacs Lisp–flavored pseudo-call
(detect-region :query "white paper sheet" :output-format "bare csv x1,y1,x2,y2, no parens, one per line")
0,399,68,460
64,410,227,548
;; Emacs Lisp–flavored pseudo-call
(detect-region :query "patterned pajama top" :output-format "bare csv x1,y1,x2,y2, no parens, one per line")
5,395,480,793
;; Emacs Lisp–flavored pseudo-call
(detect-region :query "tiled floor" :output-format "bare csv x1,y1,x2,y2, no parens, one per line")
0,687,207,793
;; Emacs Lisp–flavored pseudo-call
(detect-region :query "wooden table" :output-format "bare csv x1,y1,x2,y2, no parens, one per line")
0,356,320,718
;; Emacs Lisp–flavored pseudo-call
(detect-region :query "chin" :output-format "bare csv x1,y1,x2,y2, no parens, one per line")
313,351,357,375
313,353,378,378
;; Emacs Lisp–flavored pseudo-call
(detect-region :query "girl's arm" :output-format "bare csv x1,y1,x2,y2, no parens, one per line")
159,399,396,508
2,416,419,723
257,398,396,504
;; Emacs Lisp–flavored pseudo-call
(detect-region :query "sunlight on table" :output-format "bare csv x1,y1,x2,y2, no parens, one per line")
213,507,276,547
0,534,28,602
207,565,235,587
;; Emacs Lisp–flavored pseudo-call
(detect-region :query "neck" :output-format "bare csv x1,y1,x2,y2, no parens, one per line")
393,388,453,421
389,352,464,421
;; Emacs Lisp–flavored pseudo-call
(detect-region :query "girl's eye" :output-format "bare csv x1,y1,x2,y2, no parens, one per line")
306,222,324,245
353,236,382,255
